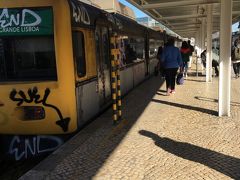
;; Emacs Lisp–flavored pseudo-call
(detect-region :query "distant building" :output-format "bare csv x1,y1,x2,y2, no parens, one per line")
91,0,136,20
136,17,156,27
136,16,178,37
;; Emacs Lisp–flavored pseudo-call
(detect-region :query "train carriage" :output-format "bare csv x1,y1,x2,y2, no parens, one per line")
0,0,166,160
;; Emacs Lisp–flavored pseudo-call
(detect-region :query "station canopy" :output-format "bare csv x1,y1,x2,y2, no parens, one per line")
126,0,240,38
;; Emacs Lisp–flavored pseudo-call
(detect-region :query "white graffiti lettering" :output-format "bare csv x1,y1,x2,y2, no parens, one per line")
21,9,41,27
71,2,90,25
25,138,36,159
9,135,63,161
9,136,25,161
38,135,63,153
0,8,42,28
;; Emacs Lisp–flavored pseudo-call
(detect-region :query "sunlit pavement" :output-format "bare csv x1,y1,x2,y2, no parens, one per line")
20,68,240,180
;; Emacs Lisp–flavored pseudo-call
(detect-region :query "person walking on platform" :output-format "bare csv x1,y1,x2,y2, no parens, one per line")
156,46,165,78
187,40,194,69
232,37,240,78
161,38,183,96
201,50,219,77
180,41,191,77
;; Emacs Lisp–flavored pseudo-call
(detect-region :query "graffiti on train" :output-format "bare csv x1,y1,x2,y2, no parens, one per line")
9,87,70,132
9,136,63,161
9,135,63,161
71,1,90,25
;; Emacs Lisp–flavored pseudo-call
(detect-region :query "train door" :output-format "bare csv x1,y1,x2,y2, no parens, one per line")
72,28,99,128
95,26,111,108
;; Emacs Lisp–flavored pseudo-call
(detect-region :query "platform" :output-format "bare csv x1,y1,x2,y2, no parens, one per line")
20,70,240,180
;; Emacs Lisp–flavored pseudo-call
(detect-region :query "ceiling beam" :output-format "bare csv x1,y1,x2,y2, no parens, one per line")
159,11,240,20
175,29,198,32
159,14,206,20
170,22,201,26
172,22,221,27
171,26,201,30
142,0,220,10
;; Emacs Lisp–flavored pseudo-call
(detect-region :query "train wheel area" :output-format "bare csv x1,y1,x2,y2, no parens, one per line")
19,66,240,180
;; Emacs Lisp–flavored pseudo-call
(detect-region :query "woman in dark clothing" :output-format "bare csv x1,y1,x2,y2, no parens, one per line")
201,50,219,77
161,38,183,95
232,37,240,78
180,41,191,77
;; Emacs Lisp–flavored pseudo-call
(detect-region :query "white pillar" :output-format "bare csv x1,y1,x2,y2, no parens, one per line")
219,0,232,117
206,5,213,82
196,30,202,69
201,18,206,52
198,30,201,56
199,26,202,54
195,32,199,55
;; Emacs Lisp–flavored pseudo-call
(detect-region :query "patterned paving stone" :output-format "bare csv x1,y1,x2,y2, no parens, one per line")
21,69,240,180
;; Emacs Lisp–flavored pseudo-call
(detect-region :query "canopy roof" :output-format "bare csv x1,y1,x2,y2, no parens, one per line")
126,0,240,38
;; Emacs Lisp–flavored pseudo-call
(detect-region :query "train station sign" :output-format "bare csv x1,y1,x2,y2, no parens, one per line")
0,7,53,36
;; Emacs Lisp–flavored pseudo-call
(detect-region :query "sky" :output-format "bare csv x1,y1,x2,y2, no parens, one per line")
118,0,239,32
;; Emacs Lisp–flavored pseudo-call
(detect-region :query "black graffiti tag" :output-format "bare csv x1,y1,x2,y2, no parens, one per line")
9,87,70,132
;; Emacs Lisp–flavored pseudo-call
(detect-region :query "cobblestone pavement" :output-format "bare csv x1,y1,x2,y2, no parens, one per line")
21,71,240,180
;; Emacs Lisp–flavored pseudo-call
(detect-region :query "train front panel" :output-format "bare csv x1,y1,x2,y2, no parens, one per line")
0,0,78,135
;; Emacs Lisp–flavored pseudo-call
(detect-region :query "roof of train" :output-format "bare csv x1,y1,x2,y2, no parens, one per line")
70,0,164,38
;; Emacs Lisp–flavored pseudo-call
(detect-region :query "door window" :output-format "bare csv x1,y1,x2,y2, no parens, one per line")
72,31,86,78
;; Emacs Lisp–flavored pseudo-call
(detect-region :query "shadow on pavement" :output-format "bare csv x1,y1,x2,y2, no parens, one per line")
187,72,206,77
185,79,206,82
31,77,166,179
152,99,218,116
156,90,167,96
158,89,167,93
139,130,240,179
156,92,167,96
195,96,240,107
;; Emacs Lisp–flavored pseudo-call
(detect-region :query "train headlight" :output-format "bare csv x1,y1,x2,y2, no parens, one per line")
15,106,45,120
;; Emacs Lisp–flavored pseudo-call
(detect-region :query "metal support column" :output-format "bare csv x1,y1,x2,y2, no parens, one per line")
206,4,213,82
219,0,232,116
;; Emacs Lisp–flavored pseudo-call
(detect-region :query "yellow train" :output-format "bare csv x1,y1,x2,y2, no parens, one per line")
0,0,172,160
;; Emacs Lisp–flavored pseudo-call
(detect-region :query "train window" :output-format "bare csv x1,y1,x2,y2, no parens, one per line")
0,36,57,82
118,35,145,66
102,28,110,68
72,31,86,78
149,39,163,58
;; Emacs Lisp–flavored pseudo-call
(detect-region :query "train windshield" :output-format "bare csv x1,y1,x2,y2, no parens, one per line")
0,7,57,82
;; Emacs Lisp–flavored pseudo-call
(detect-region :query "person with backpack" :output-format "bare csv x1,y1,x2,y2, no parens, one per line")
232,37,240,78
